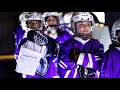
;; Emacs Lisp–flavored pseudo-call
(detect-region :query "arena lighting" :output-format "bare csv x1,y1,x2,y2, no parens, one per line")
0,55,14,60
95,23,105,27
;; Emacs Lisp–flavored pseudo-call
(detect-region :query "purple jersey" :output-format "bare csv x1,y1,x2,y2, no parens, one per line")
55,31,72,45
100,44,120,78
34,30,72,78
58,37,104,78
14,25,26,61
52,31,72,77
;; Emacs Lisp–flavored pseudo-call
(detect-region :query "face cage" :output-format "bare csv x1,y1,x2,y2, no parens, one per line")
26,20,44,31
111,29,120,43
43,15,60,29
72,22,93,36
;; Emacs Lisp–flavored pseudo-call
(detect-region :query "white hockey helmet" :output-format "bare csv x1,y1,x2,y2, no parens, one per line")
26,12,43,21
63,12,74,28
42,12,61,29
71,12,95,24
71,12,95,34
19,12,31,31
111,19,120,42
22,12,43,32
19,12,29,24
42,12,61,21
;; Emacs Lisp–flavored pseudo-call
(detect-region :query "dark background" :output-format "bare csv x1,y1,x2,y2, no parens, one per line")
0,12,21,55
0,12,120,78
0,12,21,78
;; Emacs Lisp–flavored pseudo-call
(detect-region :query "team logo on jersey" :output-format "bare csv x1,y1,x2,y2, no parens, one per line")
36,57,49,76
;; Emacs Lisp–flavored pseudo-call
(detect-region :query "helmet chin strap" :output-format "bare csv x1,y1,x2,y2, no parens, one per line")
47,26,58,31
44,21,59,29
45,28,57,36
118,38,120,43
75,25,94,40
77,32,92,40
44,23,58,34
111,35,120,44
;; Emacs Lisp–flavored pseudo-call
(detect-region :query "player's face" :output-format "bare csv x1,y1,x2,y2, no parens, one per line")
117,31,120,42
46,16,58,26
44,16,59,35
28,20,42,30
75,21,92,34
117,31,120,38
